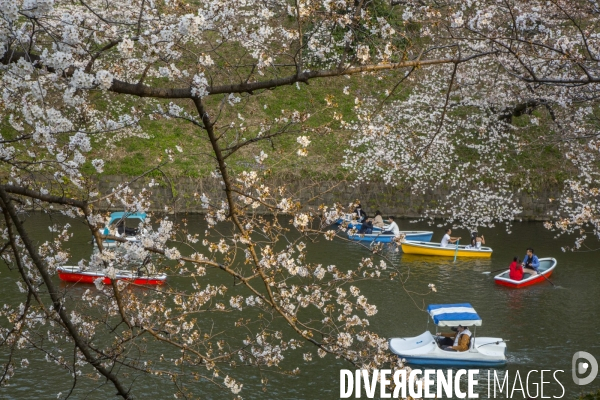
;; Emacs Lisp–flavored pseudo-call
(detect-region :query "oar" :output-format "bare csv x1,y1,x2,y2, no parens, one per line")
453,240,459,263
539,271,556,288
370,223,392,243
369,233,383,251
482,267,509,275
368,226,387,250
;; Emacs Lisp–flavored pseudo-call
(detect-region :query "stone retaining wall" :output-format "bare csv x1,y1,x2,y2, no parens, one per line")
97,175,560,221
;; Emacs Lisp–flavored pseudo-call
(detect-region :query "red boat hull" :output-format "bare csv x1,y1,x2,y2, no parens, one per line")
494,270,553,288
58,271,166,285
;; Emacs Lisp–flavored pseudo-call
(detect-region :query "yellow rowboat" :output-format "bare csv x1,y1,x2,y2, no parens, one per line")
401,241,493,258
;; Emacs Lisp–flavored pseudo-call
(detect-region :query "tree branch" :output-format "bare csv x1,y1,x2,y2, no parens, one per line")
0,188,133,399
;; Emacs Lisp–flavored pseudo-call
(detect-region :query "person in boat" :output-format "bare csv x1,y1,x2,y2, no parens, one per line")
436,325,472,352
509,257,524,280
358,219,374,234
436,327,456,347
441,228,461,247
367,210,385,229
522,247,539,276
115,220,138,236
354,203,367,222
381,216,400,235
470,232,485,249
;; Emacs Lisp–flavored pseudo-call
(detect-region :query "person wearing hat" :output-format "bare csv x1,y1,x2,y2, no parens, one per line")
436,325,472,352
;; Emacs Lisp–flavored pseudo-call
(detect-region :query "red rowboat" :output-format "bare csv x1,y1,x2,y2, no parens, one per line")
494,257,557,288
57,266,166,285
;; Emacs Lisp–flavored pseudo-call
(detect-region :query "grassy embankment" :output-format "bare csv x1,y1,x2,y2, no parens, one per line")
94,72,397,181
0,1,572,190
0,67,570,191
96,75,571,188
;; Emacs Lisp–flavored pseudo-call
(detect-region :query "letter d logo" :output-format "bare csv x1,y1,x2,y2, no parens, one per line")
572,351,598,385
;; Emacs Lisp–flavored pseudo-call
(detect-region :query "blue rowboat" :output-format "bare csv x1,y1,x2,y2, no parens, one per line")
334,213,361,226
347,230,433,243
334,214,392,229
346,222,383,232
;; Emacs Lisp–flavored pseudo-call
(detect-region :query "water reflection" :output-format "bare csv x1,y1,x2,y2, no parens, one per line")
400,253,493,269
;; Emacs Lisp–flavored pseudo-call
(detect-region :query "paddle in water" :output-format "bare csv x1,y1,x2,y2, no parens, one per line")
453,239,459,263
482,267,509,275
539,272,556,287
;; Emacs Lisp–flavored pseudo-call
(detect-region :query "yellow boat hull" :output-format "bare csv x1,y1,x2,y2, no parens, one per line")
401,242,492,258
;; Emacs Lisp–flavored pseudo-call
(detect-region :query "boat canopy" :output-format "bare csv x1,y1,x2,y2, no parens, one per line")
109,212,147,224
427,303,482,327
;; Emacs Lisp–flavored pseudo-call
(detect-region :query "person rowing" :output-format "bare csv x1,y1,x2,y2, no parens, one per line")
522,247,539,276
381,216,399,236
441,228,461,247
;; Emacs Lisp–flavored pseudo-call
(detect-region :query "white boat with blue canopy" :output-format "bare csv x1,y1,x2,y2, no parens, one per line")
389,303,507,367
99,212,147,248
347,230,434,243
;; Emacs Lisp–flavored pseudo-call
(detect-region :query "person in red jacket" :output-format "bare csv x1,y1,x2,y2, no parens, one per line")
509,257,524,280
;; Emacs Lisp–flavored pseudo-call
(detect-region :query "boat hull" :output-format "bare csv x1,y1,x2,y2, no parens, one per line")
348,231,433,243
399,356,507,367
57,267,166,285
401,241,492,258
389,332,506,367
100,237,140,248
494,258,557,288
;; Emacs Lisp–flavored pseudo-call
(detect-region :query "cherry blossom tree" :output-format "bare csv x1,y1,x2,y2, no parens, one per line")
1,0,599,398
0,0,457,397
344,0,600,244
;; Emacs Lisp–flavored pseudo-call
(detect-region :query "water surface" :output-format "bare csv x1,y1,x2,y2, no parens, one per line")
1,214,598,399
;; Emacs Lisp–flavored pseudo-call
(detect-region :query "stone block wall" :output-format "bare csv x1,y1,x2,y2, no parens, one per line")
96,175,560,221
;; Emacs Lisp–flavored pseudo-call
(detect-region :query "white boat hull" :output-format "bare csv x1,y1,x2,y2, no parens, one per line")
389,331,506,367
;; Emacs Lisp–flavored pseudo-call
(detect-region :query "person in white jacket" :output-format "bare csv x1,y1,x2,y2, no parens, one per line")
382,216,399,235
441,228,461,247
